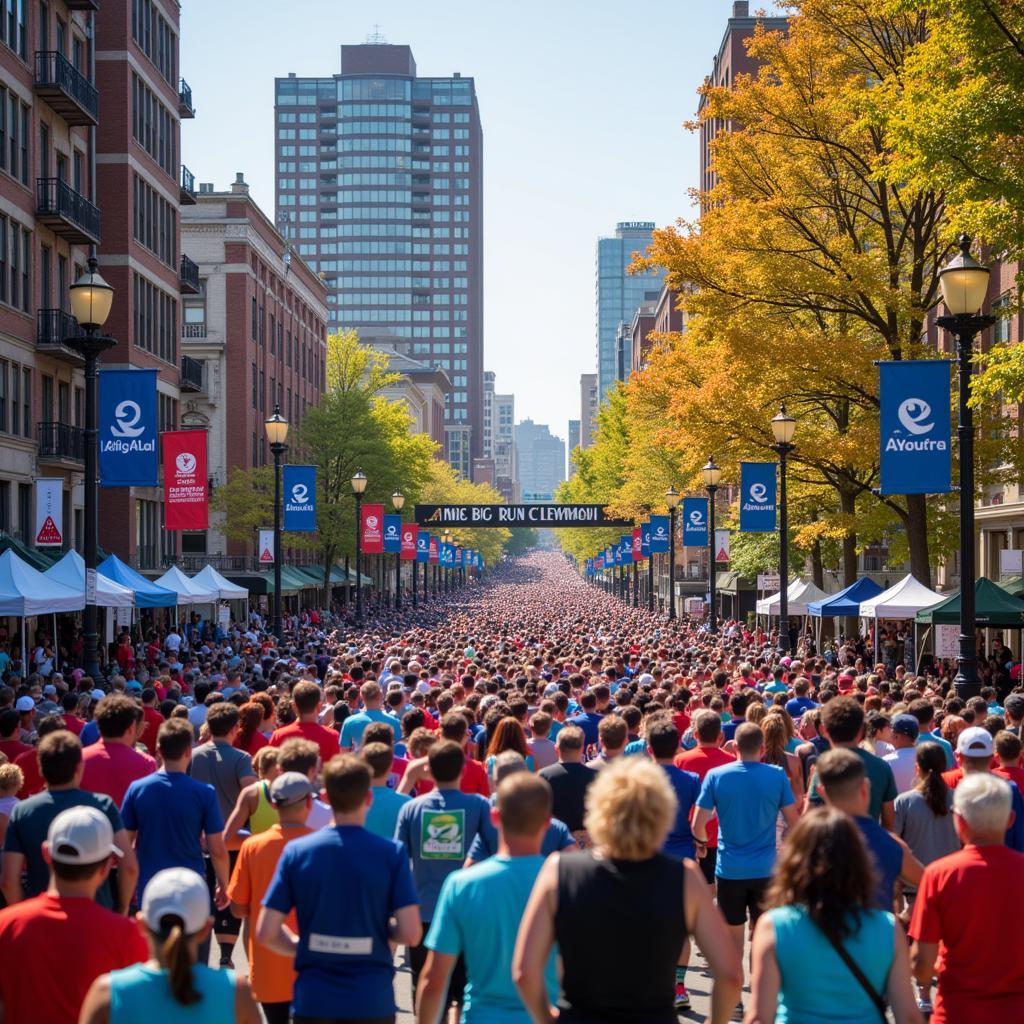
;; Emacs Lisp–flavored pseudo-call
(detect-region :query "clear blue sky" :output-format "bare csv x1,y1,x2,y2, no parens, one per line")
180,0,739,443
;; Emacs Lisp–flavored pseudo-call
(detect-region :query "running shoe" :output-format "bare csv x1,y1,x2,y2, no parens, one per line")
731,1000,745,1021
917,996,933,1016
674,983,690,1010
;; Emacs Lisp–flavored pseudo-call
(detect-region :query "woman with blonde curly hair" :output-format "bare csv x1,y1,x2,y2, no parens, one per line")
514,757,742,1024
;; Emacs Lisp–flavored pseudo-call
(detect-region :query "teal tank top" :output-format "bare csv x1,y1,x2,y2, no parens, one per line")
109,963,235,1023
768,905,895,1024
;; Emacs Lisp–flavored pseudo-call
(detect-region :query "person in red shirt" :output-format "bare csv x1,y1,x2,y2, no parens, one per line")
910,772,1024,1023
81,695,156,807
138,688,165,756
14,714,68,798
0,805,147,1024
0,708,32,761
993,730,1024,791
268,681,339,768
59,693,85,735
114,634,135,675
674,709,735,889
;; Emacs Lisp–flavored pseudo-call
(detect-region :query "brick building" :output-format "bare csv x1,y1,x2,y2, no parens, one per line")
180,174,328,568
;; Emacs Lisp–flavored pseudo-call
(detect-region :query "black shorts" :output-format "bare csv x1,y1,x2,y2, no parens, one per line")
716,876,770,927
698,845,717,885
205,852,242,937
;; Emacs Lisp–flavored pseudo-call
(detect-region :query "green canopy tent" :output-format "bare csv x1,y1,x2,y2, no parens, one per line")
998,577,1024,599
916,578,1024,627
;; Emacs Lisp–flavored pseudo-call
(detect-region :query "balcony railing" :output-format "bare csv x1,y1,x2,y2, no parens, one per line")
182,323,207,339
179,253,200,294
65,0,99,8
36,178,101,244
179,164,196,205
178,77,195,118
180,355,204,392
34,51,98,126
38,421,85,463
36,309,84,364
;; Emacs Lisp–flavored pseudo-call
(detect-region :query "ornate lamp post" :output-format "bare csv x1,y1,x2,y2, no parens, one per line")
666,486,681,620
702,458,722,633
264,406,289,643
351,470,367,622
770,405,797,654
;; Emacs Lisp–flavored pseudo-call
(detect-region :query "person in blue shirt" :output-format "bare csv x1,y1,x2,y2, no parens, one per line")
362,741,411,839
784,678,818,720
395,739,491,1011
908,698,955,769
649,717,701,860
565,691,602,750
693,722,798,1012
259,754,421,1023
418,772,559,1024
339,681,396,752
120,718,231,907
721,690,755,743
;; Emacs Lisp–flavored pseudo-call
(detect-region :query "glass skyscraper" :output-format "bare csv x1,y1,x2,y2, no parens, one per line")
275,44,483,478
595,222,664,400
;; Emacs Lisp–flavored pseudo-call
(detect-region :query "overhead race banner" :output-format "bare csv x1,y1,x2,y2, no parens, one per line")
258,528,274,564
383,513,402,554
879,359,952,495
740,462,777,532
99,369,158,487
416,531,430,564
283,465,317,532
415,503,631,528
163,430,208,531
361,503,384,554
401,523,418,560
35,478,63,546
682,497,709,546
649,515,670,553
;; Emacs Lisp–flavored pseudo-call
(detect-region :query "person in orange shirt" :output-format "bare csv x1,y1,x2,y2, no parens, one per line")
228,771,314,1024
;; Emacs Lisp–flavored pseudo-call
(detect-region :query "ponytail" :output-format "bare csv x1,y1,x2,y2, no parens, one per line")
159,916,202,1006
915,742,950,817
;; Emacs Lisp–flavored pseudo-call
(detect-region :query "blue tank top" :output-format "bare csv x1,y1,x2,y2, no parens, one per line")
856,815,903,909
769,905,895,1024
109,963,235,1023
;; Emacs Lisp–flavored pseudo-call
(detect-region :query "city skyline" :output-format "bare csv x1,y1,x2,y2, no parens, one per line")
180,0,742,425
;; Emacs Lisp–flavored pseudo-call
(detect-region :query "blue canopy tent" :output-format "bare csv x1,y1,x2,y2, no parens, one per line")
806,577,884,646
97,555,177,608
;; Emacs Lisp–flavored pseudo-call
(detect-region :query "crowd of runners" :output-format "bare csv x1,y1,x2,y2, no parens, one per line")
0,549,1021,1023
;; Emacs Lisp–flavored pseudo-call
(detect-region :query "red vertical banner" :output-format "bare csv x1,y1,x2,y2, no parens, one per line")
428,535,440,564
400,523,418,560
361,503,384,553
163,429,208,530
632,528,643,561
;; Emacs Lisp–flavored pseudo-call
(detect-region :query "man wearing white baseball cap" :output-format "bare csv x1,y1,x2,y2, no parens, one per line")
80,866,260,1024
0,805,147,1023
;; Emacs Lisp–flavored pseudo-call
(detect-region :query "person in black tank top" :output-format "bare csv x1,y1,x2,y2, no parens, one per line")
513,758,743,1024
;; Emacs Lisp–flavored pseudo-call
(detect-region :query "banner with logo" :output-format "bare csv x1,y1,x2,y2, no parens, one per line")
34,478,63,546
258,528,274,564
740,462,777,532
595,553,605,570
619,535,633,565
614,543,622,566
632,528,643,561
879,359,952,495
163,430,208,530
641,521,652,557
382,514,402,554
361,503,384,554
442,543,455,567
428,535,440,564
282,465,317,532
715,529,731,563
416,531,430,563
649,515,670,553
682,497,709,546
99,369,158,487
401,523,418,561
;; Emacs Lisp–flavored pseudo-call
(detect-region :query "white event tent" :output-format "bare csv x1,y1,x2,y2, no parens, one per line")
858,573,946,662
154,565,220,605
192,564,248,601
44,550,135,608
755,578,831,617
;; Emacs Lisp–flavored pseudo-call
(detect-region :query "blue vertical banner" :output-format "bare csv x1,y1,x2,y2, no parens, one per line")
879,359,952,495
614,544,622,566
619,535,633,565
649,515,670,553
416,531,430,563
382,514,402,553
98,369,158,486
282,465,317,532
641,521,652,557
682,497,709,546
740,462,778,532
605,546,614,565
441,543,454,567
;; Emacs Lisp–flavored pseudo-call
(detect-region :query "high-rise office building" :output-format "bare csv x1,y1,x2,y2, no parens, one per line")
579,372,598,449
596,222,663,400
494,391,516,502
515,419,565,501
274,43,483,479
567,420,580,476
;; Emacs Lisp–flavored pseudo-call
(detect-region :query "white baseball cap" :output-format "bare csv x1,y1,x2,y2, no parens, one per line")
141,867,211,935
47,806,123,864
15,696,35,712
955,726,994,758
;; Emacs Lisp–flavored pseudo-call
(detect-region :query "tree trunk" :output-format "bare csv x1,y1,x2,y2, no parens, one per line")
905,493,931,587
811,537,824,590
839,488,859,641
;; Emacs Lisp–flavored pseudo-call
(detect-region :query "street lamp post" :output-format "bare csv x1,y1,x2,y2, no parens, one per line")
938,235,995,700
647,526,654,613
702,458,722,634
666,486,681,620
771,406,797,655
264,406,289,643
67,257,115,682
351,470,367,622
443,531,451,594
392,492,404,611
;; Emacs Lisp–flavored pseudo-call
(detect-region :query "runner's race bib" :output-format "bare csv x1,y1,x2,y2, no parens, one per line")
420,809,466,859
